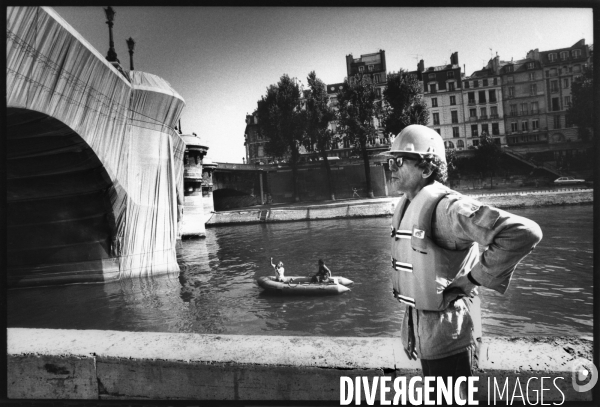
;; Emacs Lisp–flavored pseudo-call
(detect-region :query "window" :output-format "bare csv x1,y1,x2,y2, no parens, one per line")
433,113,440,125
563,78,569,88
464,81,470,89
550,80,559,92
480,107,487,118
368,65,374,71
429,84,437,93
343,138,350,148
468,92,475,104
520,103,528,115
493,77,498,85
471,124,478,137
553,115,561,129
531,101,539,114
450,95,456,105
508,86,515,97
444,140,454,149
376,88,382,97
530,83,537,95
548,53,557,62
560,51,569,61
572,49,581,58
448,82,455,91
552,97,560,111
478,90,486,104
573,65,581,73
550,68,557,76
431,98,438,107
490,106,498,118
474,80,479,88
489,89,497,102
453,127,460,138
506,76,514,84
529,72,535,81
470,108,477,118
532,119,539,130
506,65,514,72
492,122,499,135
511,122,518,132
565,115,574,128
564,96,571,107
457,140,464,148
521,121,528,131
482,123,489,135
483,79,488,86
451,110,458,124
527,62,535,69
472,139,480,147
358,66,364,73
428,73,436,79
447,71,454,78
374,74,381,83
510,104,518,116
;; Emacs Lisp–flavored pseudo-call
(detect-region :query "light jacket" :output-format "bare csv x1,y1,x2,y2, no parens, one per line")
394,182,543,360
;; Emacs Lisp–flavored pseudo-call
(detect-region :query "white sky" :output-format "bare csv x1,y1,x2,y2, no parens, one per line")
53,7,593,163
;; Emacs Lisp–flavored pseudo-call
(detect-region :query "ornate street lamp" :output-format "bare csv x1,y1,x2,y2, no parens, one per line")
126,37,135,70
103,6,119,63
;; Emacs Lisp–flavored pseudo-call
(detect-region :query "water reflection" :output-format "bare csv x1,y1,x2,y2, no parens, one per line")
7,205,593,338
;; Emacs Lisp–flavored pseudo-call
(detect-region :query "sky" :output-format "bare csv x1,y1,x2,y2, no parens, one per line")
52,7,594,164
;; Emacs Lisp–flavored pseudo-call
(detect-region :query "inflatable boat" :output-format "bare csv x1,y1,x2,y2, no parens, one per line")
256,276,353,295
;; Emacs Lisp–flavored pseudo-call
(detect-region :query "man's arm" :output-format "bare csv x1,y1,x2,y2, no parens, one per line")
438,196,543,295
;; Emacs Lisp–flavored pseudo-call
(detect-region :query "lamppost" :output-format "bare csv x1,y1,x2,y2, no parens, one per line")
103,6,119,64
126,37,135,71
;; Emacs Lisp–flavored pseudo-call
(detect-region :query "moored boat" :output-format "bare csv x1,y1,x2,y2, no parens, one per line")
256,275,353,295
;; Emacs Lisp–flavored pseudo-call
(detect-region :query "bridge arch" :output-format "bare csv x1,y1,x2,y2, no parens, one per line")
7,107,119,286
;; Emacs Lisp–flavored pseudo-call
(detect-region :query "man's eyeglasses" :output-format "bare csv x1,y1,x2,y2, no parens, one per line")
388,156,415,169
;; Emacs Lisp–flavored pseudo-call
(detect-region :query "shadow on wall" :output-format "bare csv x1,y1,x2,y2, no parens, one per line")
213,189,258,211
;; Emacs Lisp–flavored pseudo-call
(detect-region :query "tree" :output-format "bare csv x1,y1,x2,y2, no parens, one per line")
335,73,381,198
382,70,429,136
473,132,502,188
303,71,337,200
566,62,593,141
256,74,304,201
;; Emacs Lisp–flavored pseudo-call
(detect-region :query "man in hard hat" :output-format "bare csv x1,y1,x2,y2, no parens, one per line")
384,125,542,397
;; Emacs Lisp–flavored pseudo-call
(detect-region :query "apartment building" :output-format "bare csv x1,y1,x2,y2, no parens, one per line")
244,111,270,165
346,49,387,97
499,55,548,148
462,56,506,148
422,52,469,150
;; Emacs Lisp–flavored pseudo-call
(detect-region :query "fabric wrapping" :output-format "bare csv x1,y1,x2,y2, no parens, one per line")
6,6,186,285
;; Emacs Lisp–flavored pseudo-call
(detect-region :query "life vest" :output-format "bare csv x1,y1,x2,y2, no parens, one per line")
391,182,479,311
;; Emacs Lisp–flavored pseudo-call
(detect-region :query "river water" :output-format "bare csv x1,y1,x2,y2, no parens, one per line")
7,205,593,338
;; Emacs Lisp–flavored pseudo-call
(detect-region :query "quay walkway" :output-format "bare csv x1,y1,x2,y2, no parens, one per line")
206,187,594,226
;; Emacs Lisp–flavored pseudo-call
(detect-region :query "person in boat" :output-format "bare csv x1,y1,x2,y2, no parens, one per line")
270,257,285,282
384,125,542,400
311,259,331,283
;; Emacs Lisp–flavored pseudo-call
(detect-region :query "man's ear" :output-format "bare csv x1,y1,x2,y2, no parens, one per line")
421,167,433,179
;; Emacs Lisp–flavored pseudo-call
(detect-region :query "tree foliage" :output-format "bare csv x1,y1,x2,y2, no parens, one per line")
303,71,337,200
472,132,503,188
382,70,429,136
335,74,381,198
566,62,593,141
256,74,304,201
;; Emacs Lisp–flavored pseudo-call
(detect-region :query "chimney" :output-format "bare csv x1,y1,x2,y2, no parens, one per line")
418,59,424,72
450,52,459,65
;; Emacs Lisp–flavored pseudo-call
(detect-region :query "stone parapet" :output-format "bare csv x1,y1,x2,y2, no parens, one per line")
7,328,594,402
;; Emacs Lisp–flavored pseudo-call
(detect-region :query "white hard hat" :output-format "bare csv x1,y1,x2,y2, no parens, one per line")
384,125,446,164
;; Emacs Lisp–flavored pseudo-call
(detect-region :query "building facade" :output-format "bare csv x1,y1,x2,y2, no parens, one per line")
422,52,470,150
462,56,506,148
244,112,270,165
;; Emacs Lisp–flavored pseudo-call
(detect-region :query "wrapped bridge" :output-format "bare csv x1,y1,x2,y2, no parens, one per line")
7,7,187,287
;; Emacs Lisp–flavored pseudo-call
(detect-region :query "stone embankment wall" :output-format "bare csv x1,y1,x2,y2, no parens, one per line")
206,189,593,226
7,328,593,401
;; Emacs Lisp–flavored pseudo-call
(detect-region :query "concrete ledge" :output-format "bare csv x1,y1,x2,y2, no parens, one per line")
7,328,593,401
206,191,592,226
